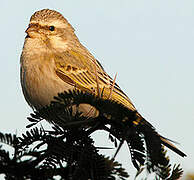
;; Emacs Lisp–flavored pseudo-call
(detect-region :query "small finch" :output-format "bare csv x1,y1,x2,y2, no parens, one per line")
20,9,185,157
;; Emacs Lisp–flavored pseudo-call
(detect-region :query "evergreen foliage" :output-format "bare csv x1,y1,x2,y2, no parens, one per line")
0,90,183,179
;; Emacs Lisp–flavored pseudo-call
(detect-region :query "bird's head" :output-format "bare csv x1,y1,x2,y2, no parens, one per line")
25,9,78,51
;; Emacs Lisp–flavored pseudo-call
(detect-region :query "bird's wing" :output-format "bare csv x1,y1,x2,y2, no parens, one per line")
54,50,136,111
55,50,187,158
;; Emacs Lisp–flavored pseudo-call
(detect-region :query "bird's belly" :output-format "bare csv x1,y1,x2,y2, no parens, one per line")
22,64,73,109
22,63,99,117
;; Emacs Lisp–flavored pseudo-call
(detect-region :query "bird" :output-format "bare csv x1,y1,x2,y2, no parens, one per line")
20,9,186,163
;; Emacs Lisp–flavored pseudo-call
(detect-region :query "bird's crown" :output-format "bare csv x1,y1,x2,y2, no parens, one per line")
29,9,74,32
30,9,68,24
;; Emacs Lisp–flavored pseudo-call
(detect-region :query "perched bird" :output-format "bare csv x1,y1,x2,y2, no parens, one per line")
20,9,186,162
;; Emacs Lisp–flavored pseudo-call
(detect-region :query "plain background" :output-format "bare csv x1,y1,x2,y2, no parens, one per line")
0,0,193,179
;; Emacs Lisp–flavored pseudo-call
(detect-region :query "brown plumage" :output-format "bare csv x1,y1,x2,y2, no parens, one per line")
20,9,186,163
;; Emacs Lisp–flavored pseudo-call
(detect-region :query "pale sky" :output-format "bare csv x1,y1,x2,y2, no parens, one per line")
1,0,194,179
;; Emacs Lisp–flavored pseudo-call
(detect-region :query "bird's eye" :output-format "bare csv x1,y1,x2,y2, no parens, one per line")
49,26,55,31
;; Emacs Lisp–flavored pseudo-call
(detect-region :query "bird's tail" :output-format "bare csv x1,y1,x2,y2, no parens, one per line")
134,112,186,157
160,136,186,157
127,112,186,170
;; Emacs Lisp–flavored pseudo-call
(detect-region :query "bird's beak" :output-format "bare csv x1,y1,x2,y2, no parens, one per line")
25,24,39,38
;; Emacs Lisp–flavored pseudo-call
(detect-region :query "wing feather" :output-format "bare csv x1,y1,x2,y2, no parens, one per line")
55,50,136,111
